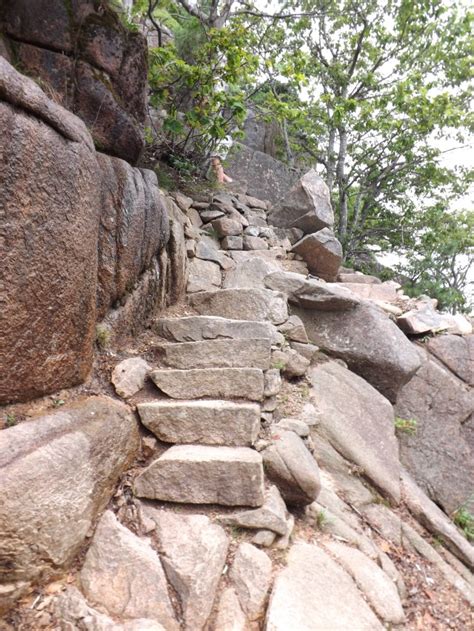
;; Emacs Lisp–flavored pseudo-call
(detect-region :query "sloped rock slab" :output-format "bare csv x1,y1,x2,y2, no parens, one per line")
155,315,281,344
137,400,260,446
324,541,405,624
309,361,401,504
396,348,474,514
153,338,271,370
266,543,384,630
427,334,474,385
150,368,265,401
295,301,421,401
141,508,229,630
0,396,139,612
214,587,249,631
133,445,265,507
189,288,288,324
80,511,178,629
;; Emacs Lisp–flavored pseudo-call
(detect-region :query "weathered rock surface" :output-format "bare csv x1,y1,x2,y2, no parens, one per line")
337,281,398,303
154,338,271,370
291,228,343,281
187,258,222,292
325,541,405,624
397,303,473,336
223,257,280,289
80,511,178,629
133,445,265,507
401,471,474,571
189,288,288,324
112,357,151,399
96,154,169,319
268,170,334,234
150,367,265,400
266,543,383,630
427,334,473,385
229,543,272,621
0,57,99,403
272,348,310,378
141,509,229,630
155,315,281,344
226,142,300,204
3,1,147,163
263,431,321,505
396,348,474,514
0,397,139,612
137,400,260,446
264,369,282,397
55,586,167,631
214,588,249,631
220,486,289,535
309,361,400,503
265,271,359,310
295,301,421,401
278,315,308,342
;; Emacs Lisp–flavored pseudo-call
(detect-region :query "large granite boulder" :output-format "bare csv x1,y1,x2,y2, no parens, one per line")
225,143,300,205
0,57,101,403
427,334,473,385
309,361,401,504
396,347,474,514
268,170,334,234
0,396,139,613
1,0,147,163
294,301,421,401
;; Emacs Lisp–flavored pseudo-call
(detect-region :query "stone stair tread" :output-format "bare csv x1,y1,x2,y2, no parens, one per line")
154,315,283,344
150,367,265,401
133,445,265,507
189,288,288,325
153,338,271,370
137,400,260,446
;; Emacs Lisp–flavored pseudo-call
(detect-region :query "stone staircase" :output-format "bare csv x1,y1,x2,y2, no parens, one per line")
133,304,287,510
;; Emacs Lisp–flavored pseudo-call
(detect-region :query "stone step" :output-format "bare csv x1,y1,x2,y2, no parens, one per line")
137,400,260,446
153,338,271,370
154,315,283,345
189,288,288,325
133,445,265,507
150,367,265,401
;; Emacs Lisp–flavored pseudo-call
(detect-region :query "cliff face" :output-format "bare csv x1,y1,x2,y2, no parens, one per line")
1,0,147,163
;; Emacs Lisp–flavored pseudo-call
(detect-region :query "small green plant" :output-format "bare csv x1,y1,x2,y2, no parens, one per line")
315,509,327,530
394,416,417,435
453,507,474,542
5,413,17,427
52,398,65,408
272,360,286,370
96,324,111,349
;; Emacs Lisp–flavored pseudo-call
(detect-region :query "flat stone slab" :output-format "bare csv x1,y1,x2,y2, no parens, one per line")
133,445,265,507
140,508,229,631
154,338,271,370
155,315,282,345
220,485,288,535
266,543,383,630
229,542,272,621
150,368,265,401
137,400,260,446
189,288,288,325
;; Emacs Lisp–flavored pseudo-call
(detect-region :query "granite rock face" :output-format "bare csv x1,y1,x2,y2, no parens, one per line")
2,0,148,163
0,397,139,613
291,228,343,281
